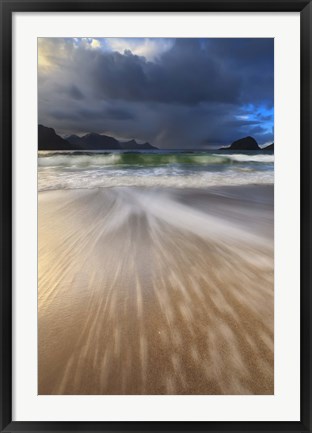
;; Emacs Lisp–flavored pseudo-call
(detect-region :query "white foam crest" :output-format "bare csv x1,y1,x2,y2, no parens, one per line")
38,154,121,167
222,154,274,163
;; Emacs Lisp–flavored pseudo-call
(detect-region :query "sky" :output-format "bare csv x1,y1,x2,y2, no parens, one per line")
38,37,274,149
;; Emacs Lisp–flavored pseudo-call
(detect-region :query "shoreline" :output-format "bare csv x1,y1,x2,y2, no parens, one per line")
38,181,274,193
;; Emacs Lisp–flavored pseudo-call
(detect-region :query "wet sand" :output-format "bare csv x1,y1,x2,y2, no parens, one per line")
38,185,274,395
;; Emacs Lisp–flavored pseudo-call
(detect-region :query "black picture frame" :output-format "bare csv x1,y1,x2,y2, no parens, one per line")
1,0,311,432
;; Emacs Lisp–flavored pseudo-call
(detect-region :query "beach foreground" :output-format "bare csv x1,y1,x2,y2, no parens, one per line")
38,185,274,395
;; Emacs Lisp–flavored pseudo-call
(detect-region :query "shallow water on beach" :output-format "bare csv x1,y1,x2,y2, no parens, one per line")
38,184,274,395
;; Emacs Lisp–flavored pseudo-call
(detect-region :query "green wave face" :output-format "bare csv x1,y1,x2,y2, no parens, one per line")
116,153,230,166
38,151,274,168
38,153,246,168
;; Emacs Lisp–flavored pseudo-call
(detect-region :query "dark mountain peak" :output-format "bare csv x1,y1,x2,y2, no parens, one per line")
84,132,100,138
38,125,75,150
39,124,54,134
229,136,260,150
140,142,158,150
67,132,120,149
39,125,158,151
264,142,274,151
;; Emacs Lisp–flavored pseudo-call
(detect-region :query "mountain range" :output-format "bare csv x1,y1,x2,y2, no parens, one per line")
38,125,158,151
38,125,273,151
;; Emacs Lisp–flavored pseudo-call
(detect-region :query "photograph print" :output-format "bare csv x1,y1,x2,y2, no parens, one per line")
38,37,274,395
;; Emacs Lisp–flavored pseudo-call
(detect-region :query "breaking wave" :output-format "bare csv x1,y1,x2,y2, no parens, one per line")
38,150,274,192
38,151,274,168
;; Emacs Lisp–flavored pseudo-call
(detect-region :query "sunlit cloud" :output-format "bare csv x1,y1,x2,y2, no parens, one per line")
38,38,73,71
38,38,54,70
78,37,102,50
105,38,174,61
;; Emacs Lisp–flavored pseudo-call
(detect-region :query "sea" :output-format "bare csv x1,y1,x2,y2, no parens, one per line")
38,149,274,192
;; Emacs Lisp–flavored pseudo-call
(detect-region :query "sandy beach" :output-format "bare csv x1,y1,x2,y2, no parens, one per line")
38,184,274,395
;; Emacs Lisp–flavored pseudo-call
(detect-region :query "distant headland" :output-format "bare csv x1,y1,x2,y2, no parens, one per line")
222,136,273,151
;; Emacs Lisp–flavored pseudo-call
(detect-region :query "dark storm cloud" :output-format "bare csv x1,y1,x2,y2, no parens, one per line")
105,107,135,120
86,38,273,108
49,109,80,121
68,85,84,100
50,105,135,122
38,38,274,148
90,43,240,105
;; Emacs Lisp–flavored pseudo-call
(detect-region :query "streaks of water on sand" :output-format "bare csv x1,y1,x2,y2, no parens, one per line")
38,187,274,395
